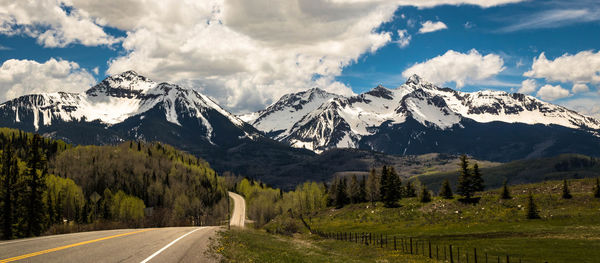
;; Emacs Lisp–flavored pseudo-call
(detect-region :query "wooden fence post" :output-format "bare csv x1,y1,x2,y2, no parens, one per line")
429,240,432,258
506,255,509,263
458,247,460,263
410,238,413,254
394,236,397,250
450,245,454,263
474,248,478,263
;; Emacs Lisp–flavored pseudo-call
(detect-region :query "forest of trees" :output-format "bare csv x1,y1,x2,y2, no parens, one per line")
232,178,327,228
236,156,490,230
0,128,228,240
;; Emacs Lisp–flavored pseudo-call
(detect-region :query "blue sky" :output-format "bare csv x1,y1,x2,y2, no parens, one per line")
0,0,599,116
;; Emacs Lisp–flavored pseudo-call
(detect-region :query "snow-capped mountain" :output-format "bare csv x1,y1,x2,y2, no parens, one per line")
242,75,600,160
240,87,342,139
0,70,258,145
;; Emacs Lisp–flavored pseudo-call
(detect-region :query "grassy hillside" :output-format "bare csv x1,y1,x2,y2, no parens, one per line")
308,178,600,263
414,154,600,192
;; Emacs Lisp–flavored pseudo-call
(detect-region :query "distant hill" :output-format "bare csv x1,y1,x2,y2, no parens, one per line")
413,154,600,192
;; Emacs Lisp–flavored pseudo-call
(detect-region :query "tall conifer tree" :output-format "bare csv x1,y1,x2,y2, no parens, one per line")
500,180,512,200
526,192,541,219
562,179,572,199
457,154,473,198
439,179,453,199
1,144,19,239
25,134,47,237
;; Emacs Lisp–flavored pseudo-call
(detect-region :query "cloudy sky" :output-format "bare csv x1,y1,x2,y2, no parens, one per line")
0,0,599,117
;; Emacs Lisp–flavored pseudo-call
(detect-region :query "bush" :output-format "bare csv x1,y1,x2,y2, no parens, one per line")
264,216,305,236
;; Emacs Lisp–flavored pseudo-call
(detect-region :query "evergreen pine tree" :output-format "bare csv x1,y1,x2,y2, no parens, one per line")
25,134,47,237
500,180,512,200
457,154,473,199
593,178,600,198
382,167,402,207
404,181,417,198
561,179,572,199
335,178,348,209
420,186,432,203
327,180,338,207
359,176,367,203
1,144,19,239
439,179,453,199
526,192,541,219
471,163,484,192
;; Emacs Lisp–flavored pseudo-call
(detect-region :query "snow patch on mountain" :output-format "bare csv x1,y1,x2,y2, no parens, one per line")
0,71,253,142
241,88,342,139
244,74,600,152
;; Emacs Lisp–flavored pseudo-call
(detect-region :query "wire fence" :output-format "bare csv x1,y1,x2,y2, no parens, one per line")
313,230,541,263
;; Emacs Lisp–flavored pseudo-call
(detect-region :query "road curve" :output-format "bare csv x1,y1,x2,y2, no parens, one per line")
228,191,246,228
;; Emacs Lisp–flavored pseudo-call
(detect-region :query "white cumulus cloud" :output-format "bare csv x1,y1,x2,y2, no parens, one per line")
402,49,505,88
524,50,600,84
572,83,590,93
0,0,526,113
518,79,537,94
0,58,96,101
0,0,121,47
396,29,411,48
418,20,448,34
536,84,570,101
561,97,600,120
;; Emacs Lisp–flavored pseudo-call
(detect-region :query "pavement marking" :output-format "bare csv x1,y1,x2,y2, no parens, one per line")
0,228,154,263
140,227,203,263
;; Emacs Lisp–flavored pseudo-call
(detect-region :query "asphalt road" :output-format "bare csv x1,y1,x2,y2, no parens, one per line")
0,192,247,262
228,191,246,228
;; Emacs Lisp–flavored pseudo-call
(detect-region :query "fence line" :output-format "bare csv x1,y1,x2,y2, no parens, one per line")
313,230,530,263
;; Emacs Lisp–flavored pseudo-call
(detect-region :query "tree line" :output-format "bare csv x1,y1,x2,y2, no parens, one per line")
0,128,228,240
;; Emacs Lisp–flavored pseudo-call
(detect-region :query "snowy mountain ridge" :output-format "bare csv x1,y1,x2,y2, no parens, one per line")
0,71,253,142
242,74,600,152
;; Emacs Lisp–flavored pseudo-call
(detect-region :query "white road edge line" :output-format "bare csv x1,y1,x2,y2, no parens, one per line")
140,228,203,263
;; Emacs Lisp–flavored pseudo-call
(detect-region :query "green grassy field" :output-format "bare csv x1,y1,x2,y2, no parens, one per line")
212,228,438,263
308,178,600,263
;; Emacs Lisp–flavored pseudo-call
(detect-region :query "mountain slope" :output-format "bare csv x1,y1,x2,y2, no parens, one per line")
240,88,342,139
243,75,600,160
0,71,317,188
0,71,259,144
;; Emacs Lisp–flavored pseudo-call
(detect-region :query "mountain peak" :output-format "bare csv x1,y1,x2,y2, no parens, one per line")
87,71,157,96
308,87,325,93
365,84,393,100
405,74,423,85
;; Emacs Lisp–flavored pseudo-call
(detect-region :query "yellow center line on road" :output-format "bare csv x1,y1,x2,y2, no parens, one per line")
0,228,155,263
